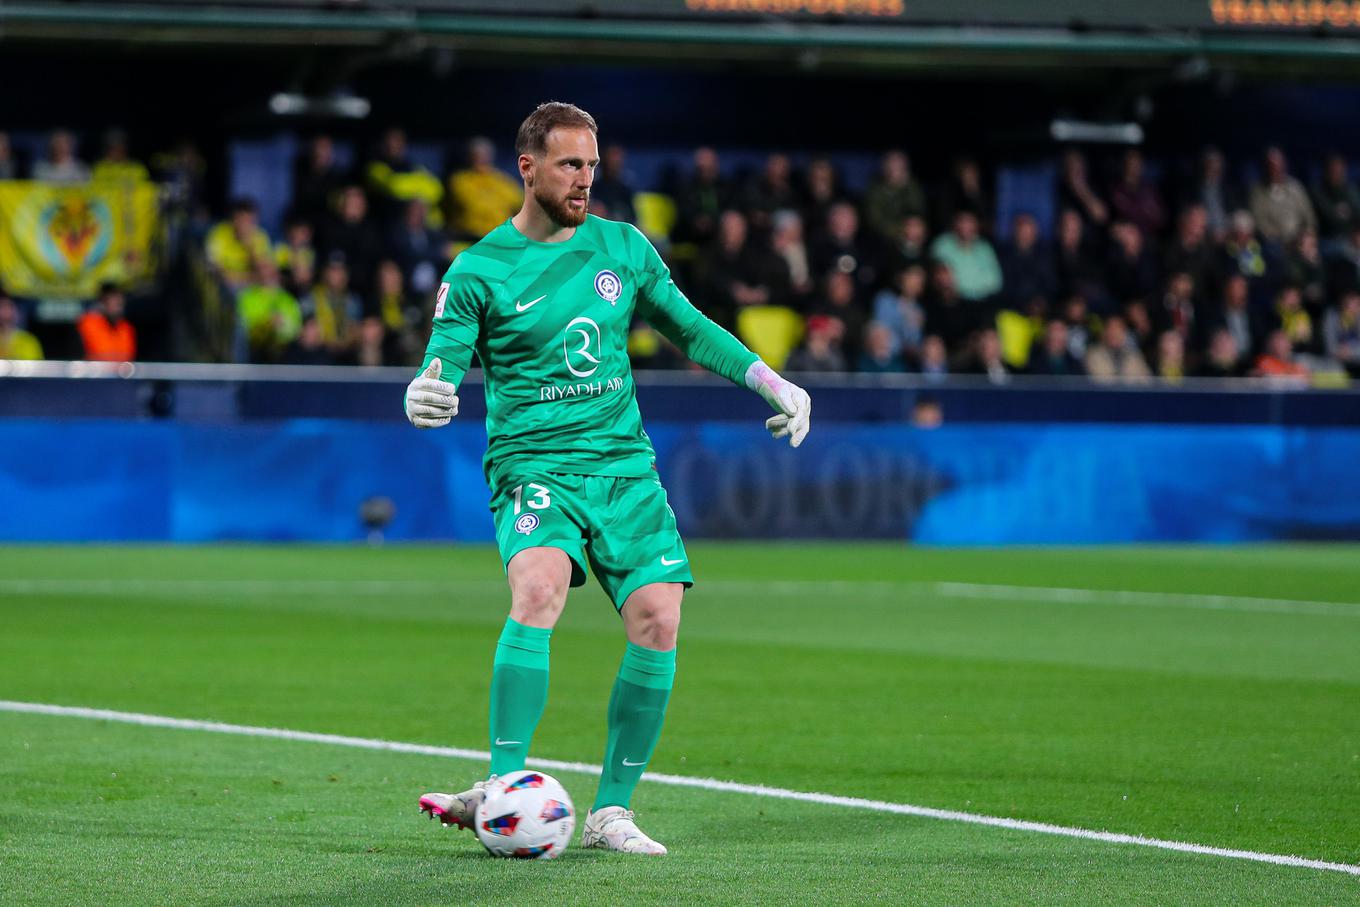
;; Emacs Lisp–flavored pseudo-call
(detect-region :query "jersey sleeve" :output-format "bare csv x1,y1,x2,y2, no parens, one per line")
629,226,759,386
418,260,489,387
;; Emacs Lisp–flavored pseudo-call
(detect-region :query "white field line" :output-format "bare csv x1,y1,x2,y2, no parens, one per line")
2,700,1357,878
2,577,1358,618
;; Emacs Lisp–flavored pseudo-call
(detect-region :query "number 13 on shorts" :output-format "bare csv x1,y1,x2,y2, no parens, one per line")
511,483,552,515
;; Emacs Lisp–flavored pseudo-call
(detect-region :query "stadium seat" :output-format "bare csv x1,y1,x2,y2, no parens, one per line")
736,305,804,370
633,191,678,242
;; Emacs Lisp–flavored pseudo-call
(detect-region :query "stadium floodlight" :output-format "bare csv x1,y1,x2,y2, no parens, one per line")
268,92,371,119
1049,119,1144,144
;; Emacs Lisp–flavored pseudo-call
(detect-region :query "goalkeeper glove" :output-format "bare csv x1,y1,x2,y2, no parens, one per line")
405,359,459,428
745,360,812,447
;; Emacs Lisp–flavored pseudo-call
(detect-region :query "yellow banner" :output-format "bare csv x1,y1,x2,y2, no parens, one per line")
0,180,159,298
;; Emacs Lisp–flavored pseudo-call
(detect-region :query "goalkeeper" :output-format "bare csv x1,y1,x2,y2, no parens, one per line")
408,102,811,855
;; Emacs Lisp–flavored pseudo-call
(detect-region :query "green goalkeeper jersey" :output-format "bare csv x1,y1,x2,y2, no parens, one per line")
419,214,760,490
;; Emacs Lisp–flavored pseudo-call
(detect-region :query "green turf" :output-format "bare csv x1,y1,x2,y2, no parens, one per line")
1,544,1358,905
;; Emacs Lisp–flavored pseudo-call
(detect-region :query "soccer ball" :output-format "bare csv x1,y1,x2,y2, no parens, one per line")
474,770,575,859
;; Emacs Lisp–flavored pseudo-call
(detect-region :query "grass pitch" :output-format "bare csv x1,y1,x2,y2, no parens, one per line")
1,544,1358,905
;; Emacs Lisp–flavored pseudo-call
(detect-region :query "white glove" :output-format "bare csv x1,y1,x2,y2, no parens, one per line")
405,359,459,428
745,360,812,448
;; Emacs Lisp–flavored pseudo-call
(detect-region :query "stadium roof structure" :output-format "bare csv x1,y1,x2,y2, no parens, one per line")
6,0,1360,75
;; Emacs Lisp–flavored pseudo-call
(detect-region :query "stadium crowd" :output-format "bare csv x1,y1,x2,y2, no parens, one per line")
4,126,1360,384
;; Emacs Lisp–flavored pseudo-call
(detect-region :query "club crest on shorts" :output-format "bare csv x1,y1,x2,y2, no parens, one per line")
594,270,622,304
514,513,540,535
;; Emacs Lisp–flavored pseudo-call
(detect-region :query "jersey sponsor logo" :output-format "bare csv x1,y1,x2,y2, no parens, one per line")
514,513,540,535
594,269,622,304
516,294,546,312
434,282,449,318
564,316,603,377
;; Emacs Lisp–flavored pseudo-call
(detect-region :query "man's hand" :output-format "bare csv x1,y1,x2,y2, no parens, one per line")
745,360,812,448
405,359,459,428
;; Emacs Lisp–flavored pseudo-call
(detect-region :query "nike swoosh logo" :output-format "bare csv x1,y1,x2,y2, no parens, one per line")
494,738,523,746
660,556,683,566
515,295,546,312
622,758,646,767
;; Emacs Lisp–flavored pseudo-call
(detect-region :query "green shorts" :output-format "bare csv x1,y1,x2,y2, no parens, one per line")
491,472,694,610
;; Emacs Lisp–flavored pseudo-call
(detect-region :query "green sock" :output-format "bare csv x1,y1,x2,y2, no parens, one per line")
488,618,552,777
593,642,676,811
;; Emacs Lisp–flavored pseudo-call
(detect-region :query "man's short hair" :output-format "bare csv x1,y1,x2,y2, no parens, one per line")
515,102,598,157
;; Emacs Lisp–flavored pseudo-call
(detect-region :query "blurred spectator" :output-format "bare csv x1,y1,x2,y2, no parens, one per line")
1323,291,1360,376
1155,330,1186,383
741,153,798,234
673,147,730,247
1311,153,1360,242
914,334,949,382
1163,204,1215,299
911,396,944,428
1122,299,1157,357
936,155,992,231
1060,294,1097,361
91,129,149,185
784,314,846,372
1252,329,1310,380
1055,209,1110,312
367,127,443,226
1106,221,1159,306
885,214,930,276
206,197,272,290
1330,224,1360,294
800,157,847,234
863,150,927,243
872,265,926,359
930,210,1002,302
591,144,637,225
281,317,335,366
811,270,868,363
293,135,347,224
1208,274,1263,362
275,215,317,298
0,132,15,179
1084,315,1151,384
1197,328,1244,378
1188,147,1237,240
388,198,448,297
1109,149,1166,238
695,210,789,330
372,259,424,367
319,185,381,300
771,209,815,310
925,260,971,349
1027,319,1085,376
998,213,1056,309
356,316,387,368
447,136,521,240
0,294,43,360
1272,284,1314,353
300,253,362,359
1220,209,1270,299
1285,228,1328,312
1249,147,1316,245
1058,149,1108,227
150,139,206,211
33,130,89,184
809,201,880,294
237,259,301,363
960,328,1011,385
858,321,906,373
1154,271,1199,347
77,283,135,361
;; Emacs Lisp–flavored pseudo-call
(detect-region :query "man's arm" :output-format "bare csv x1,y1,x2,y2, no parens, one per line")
630,226,811,446
405,267,485,428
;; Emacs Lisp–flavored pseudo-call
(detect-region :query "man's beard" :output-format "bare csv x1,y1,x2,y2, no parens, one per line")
536,185,588,228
